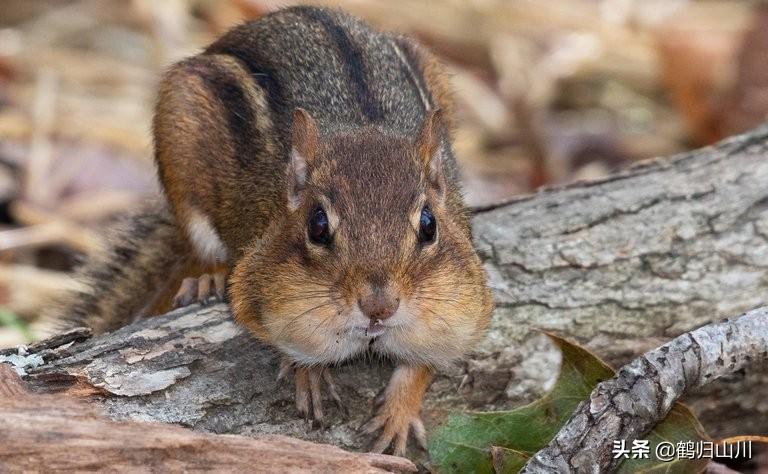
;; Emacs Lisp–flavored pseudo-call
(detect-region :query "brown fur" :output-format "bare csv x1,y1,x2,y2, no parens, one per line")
56,6,493,456
52,200,198,334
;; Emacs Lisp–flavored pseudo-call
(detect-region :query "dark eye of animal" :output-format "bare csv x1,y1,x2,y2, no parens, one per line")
418,206,436,244
308,207,331,245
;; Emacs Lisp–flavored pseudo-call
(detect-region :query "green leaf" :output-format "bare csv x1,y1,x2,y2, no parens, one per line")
490,447,528,474
428,334,710,474
428,334,612,472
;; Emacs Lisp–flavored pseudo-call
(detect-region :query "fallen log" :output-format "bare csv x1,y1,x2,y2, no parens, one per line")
3,125,768,459
0,364,415,473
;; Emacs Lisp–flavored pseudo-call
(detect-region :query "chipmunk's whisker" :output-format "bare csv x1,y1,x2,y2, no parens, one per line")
267,300,338,342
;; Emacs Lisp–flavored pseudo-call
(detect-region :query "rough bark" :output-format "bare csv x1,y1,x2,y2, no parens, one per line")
0,365,415,473
3,126,768,459
473,124,768,436
522,306,768,473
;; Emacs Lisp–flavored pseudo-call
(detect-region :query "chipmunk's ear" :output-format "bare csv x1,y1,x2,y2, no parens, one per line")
288,108,318,211
416,109,447,199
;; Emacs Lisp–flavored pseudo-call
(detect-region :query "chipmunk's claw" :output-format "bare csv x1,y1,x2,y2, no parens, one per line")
172,277,197,308
172,273,226,308
280,360,344,427
277,358,293,382
323,369,348,417
373,388,386,409
411,418,428,451
361,404,426,457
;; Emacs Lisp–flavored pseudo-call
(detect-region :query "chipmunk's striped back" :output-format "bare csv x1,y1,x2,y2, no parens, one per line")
205,6,450,142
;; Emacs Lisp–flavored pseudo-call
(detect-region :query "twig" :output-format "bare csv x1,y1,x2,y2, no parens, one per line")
522,306,768,473
0,221,101,254
4,200,104,254
55,191,142,221
24,68,58,206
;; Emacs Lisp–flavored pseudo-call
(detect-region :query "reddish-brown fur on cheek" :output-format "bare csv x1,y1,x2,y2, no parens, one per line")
373,214,493,368
228,219,369,365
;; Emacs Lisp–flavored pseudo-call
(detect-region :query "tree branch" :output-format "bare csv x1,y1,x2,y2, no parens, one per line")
522,306,768,473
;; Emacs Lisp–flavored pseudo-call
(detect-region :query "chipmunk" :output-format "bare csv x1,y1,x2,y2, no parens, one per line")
57,6,493,456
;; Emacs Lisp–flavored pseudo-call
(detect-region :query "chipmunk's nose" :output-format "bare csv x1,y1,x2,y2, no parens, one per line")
359,285,400,321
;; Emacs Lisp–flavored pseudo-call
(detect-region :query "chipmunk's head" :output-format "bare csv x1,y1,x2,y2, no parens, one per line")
230,109,492,368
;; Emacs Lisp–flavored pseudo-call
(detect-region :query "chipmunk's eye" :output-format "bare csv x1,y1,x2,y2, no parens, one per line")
308,207,331,245
418,206,436,244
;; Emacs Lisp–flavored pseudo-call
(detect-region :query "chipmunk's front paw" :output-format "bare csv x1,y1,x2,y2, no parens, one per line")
360,365,432,457
361,399,427,457
172,273,226,308
278,359,345,428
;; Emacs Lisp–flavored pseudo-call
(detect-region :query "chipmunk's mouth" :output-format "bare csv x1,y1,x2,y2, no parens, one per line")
354,319,389,338
367,320,387,337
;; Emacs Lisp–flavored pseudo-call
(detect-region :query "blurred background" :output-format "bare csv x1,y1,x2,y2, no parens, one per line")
0,0,766,346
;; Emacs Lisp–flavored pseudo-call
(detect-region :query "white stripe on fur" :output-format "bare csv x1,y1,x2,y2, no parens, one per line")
186,209,228,263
